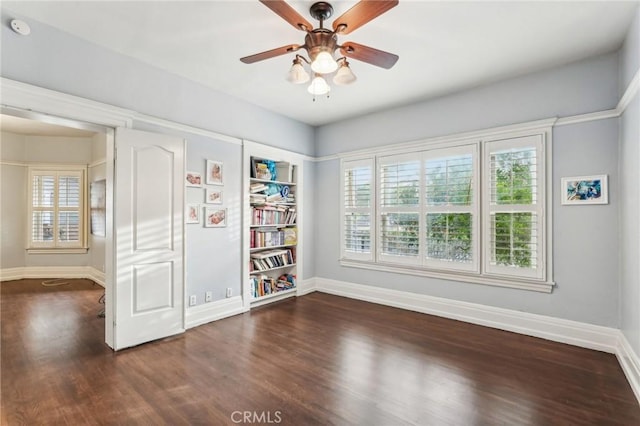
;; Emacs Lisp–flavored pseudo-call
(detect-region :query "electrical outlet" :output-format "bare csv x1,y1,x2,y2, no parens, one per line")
189,295,197,306
205,291,212,302
226,288,232,298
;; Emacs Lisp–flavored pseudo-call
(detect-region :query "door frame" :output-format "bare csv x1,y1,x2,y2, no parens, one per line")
2,78,136,349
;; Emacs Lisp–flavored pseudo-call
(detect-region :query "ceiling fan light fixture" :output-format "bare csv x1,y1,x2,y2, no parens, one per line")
307,74,331,95
310,50,338,74
287,58,310,84
333,60,357,85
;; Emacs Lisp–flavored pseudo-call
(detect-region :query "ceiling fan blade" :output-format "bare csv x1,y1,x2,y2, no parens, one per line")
332,0,399,34
240,44,301,64
259,0,313,32
340,41,398,69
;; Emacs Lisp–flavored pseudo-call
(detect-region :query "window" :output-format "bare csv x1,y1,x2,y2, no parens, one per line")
483,135,545,280
340,128,551,291
28,167,87,251
378,154,420,265
341,158,374,261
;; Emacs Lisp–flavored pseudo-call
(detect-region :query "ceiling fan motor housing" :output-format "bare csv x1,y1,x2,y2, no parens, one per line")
305,30,338,62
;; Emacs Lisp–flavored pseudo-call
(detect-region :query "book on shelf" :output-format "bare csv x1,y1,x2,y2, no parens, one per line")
284,227,297,245
250,273,296,299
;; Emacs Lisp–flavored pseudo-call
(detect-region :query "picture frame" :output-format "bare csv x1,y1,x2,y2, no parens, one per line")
205,188,223,204
206,160,223,185
186,204,201,224
204,207,227,227
90,179,106,237
185,171,202,187
561,174,608,205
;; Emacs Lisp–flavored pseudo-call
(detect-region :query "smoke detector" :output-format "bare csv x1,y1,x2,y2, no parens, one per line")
10,19,31,36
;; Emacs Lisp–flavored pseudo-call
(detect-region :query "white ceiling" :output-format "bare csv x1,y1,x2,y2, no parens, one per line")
3,1,638,126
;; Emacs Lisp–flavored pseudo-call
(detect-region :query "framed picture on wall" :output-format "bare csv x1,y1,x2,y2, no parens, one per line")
206,160,223,185
561,174,608,205
186,171,202,187
186,204,201,224
90,179,106,237
205,188,223,204
204,207,226,227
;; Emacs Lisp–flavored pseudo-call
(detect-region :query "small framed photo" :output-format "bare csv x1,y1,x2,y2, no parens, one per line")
205,188,223,204
186,171,202,187
186,204,201,224
561,175,608,205
206,160,223,185
204,207,226,227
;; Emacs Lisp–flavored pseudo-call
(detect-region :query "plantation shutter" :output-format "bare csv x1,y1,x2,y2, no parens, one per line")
29,168,86,249
341,158,374,261
424,144,478,272
483,135,544,280
378,154,421,265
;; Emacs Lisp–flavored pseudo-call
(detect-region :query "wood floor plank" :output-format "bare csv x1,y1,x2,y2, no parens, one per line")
2,280,639,425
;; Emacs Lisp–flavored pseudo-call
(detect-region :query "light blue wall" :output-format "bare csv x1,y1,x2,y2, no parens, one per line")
0,7,315,157
619,7,640,357
316,53,619,158
314,55,621,327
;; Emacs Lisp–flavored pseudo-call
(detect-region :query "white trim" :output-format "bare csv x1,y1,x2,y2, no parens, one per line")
185,296,245,329
337,118,558,161
340,259,554,292
555,109,620,126
0,266,105,287
89,159,106,168
312,277,618,353
134,113,242,146
617,68,640,114
296,278,317,296
1,78,133,129
0,160,27,167
27,248,88,254
616,332,640,404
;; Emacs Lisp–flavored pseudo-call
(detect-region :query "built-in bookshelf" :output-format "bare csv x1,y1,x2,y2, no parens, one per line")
247,155,298,307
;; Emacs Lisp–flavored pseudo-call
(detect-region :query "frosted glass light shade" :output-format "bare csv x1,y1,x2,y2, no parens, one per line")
287,61,310,84
333,62,357,85
311,51,338,74
307,75,331,95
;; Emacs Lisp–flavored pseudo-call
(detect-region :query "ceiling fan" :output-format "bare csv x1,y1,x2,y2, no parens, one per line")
240,0,399,96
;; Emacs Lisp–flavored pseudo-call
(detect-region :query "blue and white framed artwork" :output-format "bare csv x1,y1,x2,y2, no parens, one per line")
561,175,608,205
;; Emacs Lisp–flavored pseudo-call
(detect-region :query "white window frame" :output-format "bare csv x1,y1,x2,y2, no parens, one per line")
377,153,422,266
340,158,375,262
423,143,479,273
482,134,545,280
339,123,554,293
27,165,88,253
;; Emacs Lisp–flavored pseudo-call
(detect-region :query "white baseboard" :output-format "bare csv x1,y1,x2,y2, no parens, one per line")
311,277,620,354
296,278,317,296
0,266,105,287
616,332,640,404
185,296,245,329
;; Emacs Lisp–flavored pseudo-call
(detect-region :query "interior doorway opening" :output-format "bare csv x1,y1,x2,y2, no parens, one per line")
0,109,114,348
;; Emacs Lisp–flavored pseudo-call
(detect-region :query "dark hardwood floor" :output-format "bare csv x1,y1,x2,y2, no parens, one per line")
2,279,639,425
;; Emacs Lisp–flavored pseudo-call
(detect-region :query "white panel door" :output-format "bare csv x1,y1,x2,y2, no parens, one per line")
114,127,184,350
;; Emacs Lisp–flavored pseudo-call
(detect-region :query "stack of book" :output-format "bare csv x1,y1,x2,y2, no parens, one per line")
250,273,296,298
249,249,295,272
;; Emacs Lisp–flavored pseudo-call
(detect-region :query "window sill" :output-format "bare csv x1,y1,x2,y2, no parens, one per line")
339,259,554,293
27,248,89,255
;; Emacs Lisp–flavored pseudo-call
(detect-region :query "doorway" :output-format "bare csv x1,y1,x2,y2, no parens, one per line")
0,110,113,345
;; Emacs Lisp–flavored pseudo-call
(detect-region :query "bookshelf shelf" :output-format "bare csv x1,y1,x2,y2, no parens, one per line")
250,287,297,307
249,263,297,275
246,154,299,307
250,244,296,252
250,177,297,186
